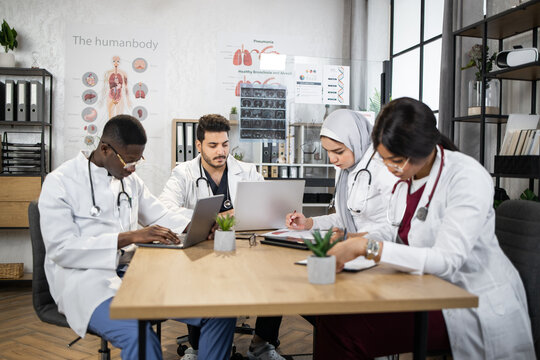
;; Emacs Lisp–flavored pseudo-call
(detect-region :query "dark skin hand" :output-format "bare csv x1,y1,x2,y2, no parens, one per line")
117,225,180,249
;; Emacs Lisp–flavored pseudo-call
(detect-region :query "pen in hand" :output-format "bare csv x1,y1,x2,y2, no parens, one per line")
289,210,296,226
343,228,348,241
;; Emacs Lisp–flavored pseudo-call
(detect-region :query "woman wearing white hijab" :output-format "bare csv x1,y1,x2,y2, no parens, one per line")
286,109,395,239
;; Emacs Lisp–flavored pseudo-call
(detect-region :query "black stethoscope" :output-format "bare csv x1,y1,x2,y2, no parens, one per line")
195,157,232,209
387,145,445,226
347,150,376,214
88,152,132,221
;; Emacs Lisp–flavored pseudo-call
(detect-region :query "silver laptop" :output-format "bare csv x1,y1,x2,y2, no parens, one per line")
234,180,305,231
138,194,224,249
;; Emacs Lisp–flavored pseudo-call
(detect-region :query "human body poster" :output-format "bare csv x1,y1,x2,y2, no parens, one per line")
64,23,168,190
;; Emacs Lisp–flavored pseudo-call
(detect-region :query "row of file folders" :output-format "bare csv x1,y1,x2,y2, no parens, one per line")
175,122,200,163
0,80,44,122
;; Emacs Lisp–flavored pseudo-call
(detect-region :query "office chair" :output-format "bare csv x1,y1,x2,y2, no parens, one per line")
495,199,540,358
28,200,112,360
29,200,163,359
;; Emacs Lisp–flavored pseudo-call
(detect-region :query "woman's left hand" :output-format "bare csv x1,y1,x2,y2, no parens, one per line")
328,237,368,272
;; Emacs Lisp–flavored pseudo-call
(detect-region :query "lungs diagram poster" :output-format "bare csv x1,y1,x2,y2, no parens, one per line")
217,33,294,122
64,23,168,191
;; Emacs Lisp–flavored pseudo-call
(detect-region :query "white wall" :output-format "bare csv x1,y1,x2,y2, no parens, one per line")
1,0,361,272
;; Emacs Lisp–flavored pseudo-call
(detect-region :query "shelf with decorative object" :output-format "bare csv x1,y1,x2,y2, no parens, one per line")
452,0,540,193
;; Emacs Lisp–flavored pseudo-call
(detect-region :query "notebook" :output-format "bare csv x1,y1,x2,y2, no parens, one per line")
234,180,305,231
138,194,224,249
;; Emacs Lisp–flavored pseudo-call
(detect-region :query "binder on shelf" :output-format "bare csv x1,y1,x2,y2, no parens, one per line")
262,141,271,163
261,165,269,178
270,141,278,163
29,80,43,122
278,142,286,163
176,122,185,162
4,80,15,121
185,122,194,160
270,165,278,178
0,81,5,119
194,123,200,157
16,80,29,122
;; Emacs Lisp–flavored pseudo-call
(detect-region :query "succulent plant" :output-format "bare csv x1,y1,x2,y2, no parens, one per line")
304,229,342,257
216,213,236,231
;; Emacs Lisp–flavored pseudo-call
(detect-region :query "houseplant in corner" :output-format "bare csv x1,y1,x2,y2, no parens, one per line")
304,229,342,284
0,19,18,67
461,44,498,116
214,213,236,252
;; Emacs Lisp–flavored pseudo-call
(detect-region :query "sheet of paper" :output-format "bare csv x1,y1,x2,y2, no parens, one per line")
295,256,376,272
262,228,328,240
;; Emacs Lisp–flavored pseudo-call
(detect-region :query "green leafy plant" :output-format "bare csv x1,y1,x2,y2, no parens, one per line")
230,106,237,115
0,20,18,53
368,88,382,114
304,229,342,258
461,44,497,83
520,188,539,202
216,213,236,231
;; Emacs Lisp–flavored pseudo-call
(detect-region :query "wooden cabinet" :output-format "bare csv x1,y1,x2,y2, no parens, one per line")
0,177,41,227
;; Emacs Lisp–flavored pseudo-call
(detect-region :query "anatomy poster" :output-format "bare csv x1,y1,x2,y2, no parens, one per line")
323,65,350,105
217,33,295,117
64,23,168,190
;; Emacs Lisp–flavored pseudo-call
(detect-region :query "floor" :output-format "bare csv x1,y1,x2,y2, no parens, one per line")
0,281,313,360
0,282,446,360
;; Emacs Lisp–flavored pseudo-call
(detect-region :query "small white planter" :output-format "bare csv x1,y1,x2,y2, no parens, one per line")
0,53,15,67
214,230,236,252
307,255,336,284
229,113,239,122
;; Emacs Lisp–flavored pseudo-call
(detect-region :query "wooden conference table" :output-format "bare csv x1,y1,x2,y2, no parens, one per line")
110,237,478,360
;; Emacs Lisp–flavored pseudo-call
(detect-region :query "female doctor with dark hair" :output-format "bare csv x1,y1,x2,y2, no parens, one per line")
315,97,534,359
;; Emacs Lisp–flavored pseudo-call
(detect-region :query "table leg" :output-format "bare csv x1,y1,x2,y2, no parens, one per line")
413,311,428,360
139,320,147,360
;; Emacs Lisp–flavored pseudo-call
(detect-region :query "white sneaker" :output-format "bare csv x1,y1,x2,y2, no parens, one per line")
181,347,198,360
247,342,285,360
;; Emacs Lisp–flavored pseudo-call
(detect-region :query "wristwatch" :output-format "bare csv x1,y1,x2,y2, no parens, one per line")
365,239,380,260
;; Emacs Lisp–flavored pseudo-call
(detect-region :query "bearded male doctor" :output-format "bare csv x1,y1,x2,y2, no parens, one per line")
160,114,285,360
39,115,235,360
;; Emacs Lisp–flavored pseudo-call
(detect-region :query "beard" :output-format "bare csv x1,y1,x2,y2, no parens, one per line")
201,151,227,169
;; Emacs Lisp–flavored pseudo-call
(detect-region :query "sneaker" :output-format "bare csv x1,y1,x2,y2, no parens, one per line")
247,342,285,360
181,347,198,360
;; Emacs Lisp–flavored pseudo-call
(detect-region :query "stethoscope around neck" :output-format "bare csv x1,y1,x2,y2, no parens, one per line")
346,150,376,214
196,157,232,210
387,145,445,226
88,153,133,230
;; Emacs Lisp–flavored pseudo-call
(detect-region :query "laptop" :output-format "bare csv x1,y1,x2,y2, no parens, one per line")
138,194,224,249
234,180,305,231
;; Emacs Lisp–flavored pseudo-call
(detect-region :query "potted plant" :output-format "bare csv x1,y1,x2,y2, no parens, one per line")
303,229,342,284
461,44,498,116
229,106,239,122
0,20,18,67
214,213,236,251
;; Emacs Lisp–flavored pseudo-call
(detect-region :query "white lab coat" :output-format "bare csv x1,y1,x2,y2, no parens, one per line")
380,146,535,359
38,152,191,337
312,149,396,240
159,154,263,212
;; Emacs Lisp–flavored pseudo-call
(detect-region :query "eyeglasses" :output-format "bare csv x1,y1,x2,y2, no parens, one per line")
236,233,258,247
104,142,145,170
373,154,409,174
